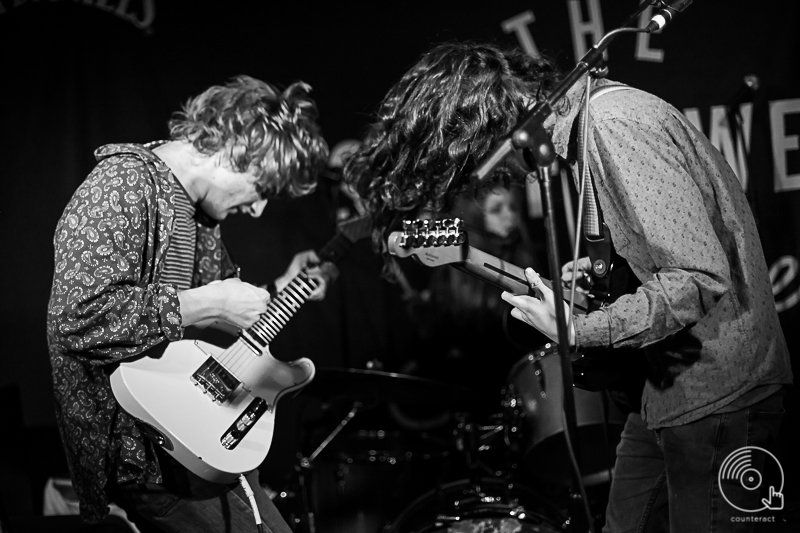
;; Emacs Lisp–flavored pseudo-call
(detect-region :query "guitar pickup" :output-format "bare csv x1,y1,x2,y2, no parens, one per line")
220,398,269,450
191,356,241,403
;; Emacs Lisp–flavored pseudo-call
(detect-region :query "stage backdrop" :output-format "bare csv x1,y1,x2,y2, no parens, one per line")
1,0,798,496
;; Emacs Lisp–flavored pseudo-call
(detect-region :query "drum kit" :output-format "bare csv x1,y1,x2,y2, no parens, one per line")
274,345,627,533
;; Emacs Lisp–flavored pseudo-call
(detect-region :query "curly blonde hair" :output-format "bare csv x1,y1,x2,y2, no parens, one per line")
169,75,328,198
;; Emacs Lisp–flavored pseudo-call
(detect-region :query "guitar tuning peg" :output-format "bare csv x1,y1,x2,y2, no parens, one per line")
455,232,467,245
418,220,429,245
407,220,422,247
433,220,445,246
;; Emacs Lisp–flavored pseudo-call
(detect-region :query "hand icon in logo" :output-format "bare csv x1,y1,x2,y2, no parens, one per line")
761,486,784,510
720,446,784,513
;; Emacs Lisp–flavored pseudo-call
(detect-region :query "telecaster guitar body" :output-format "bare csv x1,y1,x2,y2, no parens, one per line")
110,215,372,484
110,339,314,484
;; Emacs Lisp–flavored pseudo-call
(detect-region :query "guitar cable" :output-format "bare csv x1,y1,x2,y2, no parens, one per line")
238,473,265,533
558,72,598,533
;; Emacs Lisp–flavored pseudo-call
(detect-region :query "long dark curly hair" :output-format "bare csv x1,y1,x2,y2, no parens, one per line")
343,42,566,251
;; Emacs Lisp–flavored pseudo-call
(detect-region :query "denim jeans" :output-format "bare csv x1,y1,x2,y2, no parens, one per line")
603,390,785,533
108,452,293,533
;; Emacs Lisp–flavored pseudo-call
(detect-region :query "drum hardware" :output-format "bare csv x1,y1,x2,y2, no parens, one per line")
302,368,476,408
279,368,470,533
453,413,518,486
383,477,567,533
497,388,524,458
305,401,363,465
290,400,363,533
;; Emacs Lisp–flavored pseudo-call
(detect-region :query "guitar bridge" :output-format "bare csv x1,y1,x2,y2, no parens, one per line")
220,398,269,450
191,355,240,403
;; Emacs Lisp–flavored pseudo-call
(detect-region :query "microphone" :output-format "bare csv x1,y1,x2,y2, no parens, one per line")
727,74,760,110
645,0,693,33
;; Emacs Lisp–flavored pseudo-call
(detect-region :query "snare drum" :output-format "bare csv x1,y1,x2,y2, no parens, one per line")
505,344,626,485
385,477,565,533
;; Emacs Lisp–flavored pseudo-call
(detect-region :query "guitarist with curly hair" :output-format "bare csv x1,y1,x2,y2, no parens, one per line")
47,75,335,533
344,42,792,532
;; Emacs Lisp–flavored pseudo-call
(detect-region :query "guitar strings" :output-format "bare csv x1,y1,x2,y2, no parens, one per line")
216,275,318,378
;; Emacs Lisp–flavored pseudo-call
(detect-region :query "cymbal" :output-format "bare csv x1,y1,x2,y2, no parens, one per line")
301,368,475,407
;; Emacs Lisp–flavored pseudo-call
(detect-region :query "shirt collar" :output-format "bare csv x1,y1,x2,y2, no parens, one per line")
94,142,171,174
545,76,617,164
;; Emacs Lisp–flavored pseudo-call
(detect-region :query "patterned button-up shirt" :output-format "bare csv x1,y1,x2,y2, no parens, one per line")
548,79,792,428
47,143,236,522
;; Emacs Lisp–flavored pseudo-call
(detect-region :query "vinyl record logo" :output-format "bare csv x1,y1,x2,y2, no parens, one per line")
718,446,784,512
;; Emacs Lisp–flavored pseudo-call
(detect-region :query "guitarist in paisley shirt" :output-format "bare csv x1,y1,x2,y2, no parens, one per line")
343,42,792,532
47,75,335,532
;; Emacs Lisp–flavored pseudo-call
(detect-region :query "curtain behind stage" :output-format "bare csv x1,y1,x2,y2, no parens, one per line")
1,0,798,506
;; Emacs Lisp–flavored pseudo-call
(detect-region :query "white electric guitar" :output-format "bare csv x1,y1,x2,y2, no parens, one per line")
110,215,371,483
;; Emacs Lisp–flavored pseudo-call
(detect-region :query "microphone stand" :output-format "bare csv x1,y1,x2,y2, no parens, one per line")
472,3,660,531
473,1,655,183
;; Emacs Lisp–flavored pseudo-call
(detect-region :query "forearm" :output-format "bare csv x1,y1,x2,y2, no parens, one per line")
177,285,221,327
581,115,733,349
574,268,729,350
178,285,243,335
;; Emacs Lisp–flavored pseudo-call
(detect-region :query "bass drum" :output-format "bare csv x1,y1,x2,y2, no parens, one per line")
505,345,626,485
385,477,565,533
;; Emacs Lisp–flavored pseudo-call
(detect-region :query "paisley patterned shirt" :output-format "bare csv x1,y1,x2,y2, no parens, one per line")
47,143,237,523
547,79,792,429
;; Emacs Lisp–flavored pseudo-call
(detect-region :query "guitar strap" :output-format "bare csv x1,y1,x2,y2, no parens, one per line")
570,83,630,300
570,84,647,415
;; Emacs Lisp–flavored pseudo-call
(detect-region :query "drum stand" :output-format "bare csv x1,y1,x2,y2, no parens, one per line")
454,412,509,481
293,401,363,533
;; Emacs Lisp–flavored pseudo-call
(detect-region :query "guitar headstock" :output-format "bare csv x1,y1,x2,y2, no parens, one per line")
319,214,373,264
337,214,373,244
387,218,469,267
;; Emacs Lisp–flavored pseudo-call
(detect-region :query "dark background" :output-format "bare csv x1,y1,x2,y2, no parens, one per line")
1,0,798,527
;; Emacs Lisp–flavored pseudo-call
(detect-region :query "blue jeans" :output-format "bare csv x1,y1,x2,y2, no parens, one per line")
603,390,785,533
108,453,292,533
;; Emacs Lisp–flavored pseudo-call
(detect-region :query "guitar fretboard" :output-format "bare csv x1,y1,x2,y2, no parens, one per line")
232,215,369,353
242,273,320,348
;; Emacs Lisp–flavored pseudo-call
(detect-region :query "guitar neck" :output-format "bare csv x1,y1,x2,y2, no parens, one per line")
240,223,364,348
242,274,319,347
457,246,590,314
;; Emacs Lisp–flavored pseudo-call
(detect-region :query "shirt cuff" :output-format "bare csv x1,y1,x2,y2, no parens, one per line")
156,284,184,341
573,310,612,350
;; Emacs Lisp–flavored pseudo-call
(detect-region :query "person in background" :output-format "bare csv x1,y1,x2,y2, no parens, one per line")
47,75,335,533
396,185,546,406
